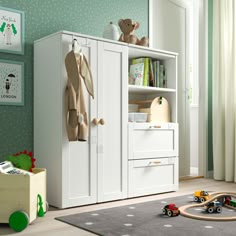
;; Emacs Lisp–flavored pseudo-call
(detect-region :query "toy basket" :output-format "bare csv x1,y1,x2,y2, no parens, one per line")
129,97,170,123
0,168,47,232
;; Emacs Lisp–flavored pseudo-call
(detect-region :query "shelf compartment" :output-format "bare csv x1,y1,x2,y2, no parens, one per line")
128,85,176,94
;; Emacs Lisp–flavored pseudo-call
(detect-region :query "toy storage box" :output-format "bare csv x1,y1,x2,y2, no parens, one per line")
129,97,170,123
0,168,46,224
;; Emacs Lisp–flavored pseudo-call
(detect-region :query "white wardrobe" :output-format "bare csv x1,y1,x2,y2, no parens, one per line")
34,31,178,209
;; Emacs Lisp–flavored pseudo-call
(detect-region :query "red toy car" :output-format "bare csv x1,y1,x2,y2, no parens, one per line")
162,204,180,217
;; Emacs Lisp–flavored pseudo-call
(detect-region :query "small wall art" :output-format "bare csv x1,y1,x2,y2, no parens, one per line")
0,7,24,55
0,59,24,106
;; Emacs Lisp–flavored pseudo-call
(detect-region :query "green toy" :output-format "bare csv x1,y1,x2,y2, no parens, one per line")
9,211,29,232
6,150,36,172
37,194,45,217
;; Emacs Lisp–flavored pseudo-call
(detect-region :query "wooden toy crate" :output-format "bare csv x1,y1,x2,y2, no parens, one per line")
0,168,46,226
129,97,170,123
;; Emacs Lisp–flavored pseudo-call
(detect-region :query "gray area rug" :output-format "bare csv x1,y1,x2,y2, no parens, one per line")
55,194,236,236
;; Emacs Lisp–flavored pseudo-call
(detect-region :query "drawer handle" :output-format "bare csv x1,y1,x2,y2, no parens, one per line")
149,161,161,166
149,125,161,129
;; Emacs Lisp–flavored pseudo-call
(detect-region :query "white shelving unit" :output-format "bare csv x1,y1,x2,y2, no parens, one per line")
127,46,179,197
34,31,179,208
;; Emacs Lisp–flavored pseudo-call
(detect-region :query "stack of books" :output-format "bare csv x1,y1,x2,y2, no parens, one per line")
129,57,167,88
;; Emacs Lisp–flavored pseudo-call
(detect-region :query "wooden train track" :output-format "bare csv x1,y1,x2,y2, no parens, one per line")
179,192,236,221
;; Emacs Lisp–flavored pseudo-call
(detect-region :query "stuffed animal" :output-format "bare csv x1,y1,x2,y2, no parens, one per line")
6,150,36,172
118,19,149,47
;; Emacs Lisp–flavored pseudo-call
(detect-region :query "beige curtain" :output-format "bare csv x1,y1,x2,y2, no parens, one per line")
213,0,236,181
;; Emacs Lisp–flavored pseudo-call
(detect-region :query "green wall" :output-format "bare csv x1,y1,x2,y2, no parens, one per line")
0,0,148,160
208,0,213,171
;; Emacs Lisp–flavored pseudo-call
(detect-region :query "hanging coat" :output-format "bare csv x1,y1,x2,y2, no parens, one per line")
65,50,94,141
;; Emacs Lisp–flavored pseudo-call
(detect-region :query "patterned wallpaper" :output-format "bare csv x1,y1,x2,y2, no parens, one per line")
0,0,149,160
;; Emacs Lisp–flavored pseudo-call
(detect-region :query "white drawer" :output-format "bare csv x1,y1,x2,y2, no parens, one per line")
128,157,178,198
128,123,178,159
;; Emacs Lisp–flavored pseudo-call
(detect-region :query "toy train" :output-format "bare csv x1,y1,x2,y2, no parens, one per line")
224,196,236,207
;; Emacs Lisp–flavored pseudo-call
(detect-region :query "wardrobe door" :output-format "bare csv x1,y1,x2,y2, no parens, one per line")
62,35,98,208
97,41,128,202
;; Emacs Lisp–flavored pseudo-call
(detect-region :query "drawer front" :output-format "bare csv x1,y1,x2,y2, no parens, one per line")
128,157,178,198
128,123,178,159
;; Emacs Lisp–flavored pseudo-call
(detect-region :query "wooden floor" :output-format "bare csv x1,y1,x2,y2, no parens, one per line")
1,178,236,236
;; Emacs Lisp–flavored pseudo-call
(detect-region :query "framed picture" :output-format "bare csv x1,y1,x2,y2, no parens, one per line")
0,7,24,54
0,59,24,106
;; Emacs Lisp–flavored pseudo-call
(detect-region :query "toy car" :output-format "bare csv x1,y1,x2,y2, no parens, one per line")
204,200,222,213
162,204,180,217
194,190,210,202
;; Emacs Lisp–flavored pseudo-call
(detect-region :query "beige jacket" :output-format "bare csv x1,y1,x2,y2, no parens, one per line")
65,50,94,141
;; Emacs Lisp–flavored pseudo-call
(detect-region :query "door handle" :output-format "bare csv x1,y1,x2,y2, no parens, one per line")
92,118,105,126
99,118,105,125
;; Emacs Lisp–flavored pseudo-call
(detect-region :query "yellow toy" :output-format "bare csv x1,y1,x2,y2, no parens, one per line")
194,190,210,202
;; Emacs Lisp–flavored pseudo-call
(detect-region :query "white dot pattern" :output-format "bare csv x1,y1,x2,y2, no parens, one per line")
61,193,236,235
204,226,213,229
85,222,93,225
127,214,134,217
194,208,202,211
124,223,133,227
91,213,99,216
164,224,173,227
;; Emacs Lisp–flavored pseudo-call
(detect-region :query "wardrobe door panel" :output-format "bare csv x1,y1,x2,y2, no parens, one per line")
62,35,98,208
97,42,128,202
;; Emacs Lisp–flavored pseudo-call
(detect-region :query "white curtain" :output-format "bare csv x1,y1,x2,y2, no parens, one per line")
213,0,236,182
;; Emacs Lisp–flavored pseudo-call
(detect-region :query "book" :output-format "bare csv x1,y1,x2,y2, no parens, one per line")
149,58,154,87
159,65,164,87
163,67,167,88
129,63,144,86
153,60,160,87
132,58,149,86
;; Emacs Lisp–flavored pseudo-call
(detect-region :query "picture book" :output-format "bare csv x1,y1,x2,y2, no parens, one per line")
129,63,144,86
132,58,149,86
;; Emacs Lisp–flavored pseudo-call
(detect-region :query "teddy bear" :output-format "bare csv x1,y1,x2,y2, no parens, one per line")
118,19,149,47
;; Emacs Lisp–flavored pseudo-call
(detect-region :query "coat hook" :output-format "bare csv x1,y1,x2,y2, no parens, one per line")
72,38,78,51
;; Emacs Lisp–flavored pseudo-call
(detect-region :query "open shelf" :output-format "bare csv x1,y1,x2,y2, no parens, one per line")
128,85,176,94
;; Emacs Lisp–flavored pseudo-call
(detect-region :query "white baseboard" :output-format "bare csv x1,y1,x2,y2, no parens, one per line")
190,167,199,176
